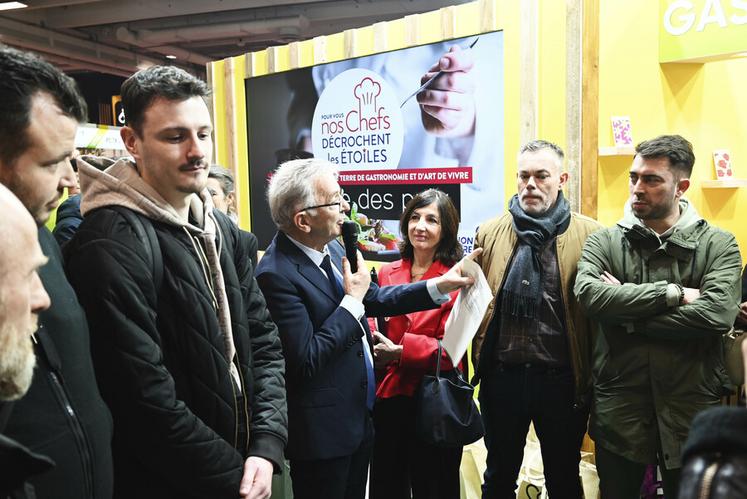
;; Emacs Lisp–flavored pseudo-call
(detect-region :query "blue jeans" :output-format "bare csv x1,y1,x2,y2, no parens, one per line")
478,363,588,499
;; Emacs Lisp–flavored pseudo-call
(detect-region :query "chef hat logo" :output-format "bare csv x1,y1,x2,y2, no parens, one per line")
354,77,381,108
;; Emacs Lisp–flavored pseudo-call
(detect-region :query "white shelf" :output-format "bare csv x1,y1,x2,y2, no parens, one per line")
598,145,636,157
701,178,747,189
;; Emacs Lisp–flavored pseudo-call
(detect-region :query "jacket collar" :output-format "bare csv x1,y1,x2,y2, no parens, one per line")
386,258,450,324
276,231,343,302
617,198,705,256
78,157,215,235
387,258,449,283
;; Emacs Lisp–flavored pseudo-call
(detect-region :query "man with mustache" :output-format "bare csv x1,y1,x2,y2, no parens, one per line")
0,46,114,499
574,134,742,498
0,184,52,498
471,140,601,498
64,66,287,499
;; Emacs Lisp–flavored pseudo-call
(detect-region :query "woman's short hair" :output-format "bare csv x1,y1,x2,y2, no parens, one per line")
208,165,235,195
398,189,463,266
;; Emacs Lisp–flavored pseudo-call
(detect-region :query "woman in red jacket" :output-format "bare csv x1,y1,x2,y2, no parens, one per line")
369,189,464,499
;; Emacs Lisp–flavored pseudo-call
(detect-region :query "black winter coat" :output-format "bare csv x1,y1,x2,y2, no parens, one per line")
0,403,54,499
0,433,53,499
4,228,113,499
64,207,287,499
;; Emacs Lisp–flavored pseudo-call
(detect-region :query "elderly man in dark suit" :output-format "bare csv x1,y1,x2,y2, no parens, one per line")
256,158,477,499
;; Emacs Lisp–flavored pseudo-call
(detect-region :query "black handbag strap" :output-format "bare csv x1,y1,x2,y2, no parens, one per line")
434,339,469,382
435,340,443,379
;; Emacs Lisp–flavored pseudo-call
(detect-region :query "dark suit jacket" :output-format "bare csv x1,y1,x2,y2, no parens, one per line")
239,229,258,270
256,231,437,460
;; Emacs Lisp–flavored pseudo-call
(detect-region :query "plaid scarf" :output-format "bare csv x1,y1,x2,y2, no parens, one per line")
501,192,571,318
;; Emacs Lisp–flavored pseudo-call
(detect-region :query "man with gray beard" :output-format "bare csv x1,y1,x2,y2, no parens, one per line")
0,46,114,499
0,183,52,498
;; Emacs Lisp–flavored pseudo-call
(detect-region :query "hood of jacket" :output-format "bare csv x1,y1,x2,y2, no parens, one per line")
77,157,243,388
617,198,704,252
77,157,214,234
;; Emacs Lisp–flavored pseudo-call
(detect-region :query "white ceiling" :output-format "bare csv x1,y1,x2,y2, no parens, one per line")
0,0,470,78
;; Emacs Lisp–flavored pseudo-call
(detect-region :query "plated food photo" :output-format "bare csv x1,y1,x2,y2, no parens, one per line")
347,204,401,260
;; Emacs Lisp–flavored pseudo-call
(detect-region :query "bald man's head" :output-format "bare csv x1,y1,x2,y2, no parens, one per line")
0,184,50,400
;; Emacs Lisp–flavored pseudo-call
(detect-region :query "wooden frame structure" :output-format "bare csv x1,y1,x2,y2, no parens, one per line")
207,0,601,228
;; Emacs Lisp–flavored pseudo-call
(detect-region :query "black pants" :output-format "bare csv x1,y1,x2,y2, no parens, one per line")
596,444,681,499
289,417,373,499
478,363,588,499
370,395,462,499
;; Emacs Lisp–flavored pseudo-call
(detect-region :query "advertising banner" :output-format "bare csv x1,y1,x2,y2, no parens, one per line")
660,0,747,62
75,123,126,151
246,31,504,259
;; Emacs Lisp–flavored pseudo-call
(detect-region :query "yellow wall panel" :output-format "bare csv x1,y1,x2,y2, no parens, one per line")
298,39,316,68
383,18,407,51
537,0,567,146
598,0,747,258
231,55,251,231
345,25,375,58
251,51,269,77
455,2,481,35
210,60,229,167
268,44,291,73
321,32,346,63
495,0,521,204
411,9,445,44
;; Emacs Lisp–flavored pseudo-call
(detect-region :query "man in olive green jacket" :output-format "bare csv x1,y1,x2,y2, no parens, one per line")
574,135,742,499
472,140,601,498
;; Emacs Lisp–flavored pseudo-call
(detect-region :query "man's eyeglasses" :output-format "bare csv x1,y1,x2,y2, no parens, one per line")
300,201,343,212
299,189,346,213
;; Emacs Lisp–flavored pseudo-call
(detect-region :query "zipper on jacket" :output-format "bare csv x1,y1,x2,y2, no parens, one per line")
228,362,240,449
556,240,583,404
474,244,515,381
235,356,251,453
184,227,219,311
48,371,94,499
183,221,245,453
698,460,720,499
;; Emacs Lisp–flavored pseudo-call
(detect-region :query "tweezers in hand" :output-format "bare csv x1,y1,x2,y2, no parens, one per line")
399,36,480,109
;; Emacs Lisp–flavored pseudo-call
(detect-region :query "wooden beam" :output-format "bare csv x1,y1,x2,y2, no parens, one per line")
267,46,278,75
566,0,582,212
206,62,216,163
222,57,239,181
404,14,420,47
373,22,388,53
288,41,302,70
519,0,538,145
313,35,328,65
343,29,358,60
479,0,497,33
441,5,458,39
580,0,599,218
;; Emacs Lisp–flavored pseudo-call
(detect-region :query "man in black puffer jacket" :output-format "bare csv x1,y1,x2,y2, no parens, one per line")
0,46,114,499
64,66,287,499
0,184,54,499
